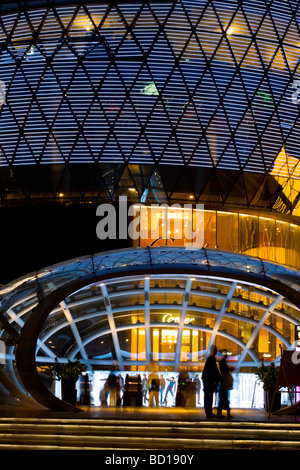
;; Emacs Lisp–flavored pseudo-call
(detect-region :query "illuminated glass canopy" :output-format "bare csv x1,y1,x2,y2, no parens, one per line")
0,0,300,212
0,246,299,402
0,246,297,409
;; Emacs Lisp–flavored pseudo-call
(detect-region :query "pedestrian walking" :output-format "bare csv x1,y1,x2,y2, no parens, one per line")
107,371,119,406
194,374,201,405
202,345,220,418
217,351,234,419
142,373,149,405
148,370,160,407
159,374,165,405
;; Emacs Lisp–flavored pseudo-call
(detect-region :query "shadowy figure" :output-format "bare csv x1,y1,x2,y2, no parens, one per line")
142,373,149,405
159,374,165,405
217,351,234,419
148,367,160,407
194,374,201,405
107,371,119,406
202,345,220,418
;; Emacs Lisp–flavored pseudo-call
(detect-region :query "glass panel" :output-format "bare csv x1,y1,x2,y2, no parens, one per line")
215,336,238,358
203,210,216,248
118,330,131,359
114,311,144,328
131,205,300,270
290,224,300,269
258,216,276,262
275,220,290,267
130,328,146,361
86,333,113,360
180,329,191,361
152,328,160,362
216,211,238,251
239,214,259,256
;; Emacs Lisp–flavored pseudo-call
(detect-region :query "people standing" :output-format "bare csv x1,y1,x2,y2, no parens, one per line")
99,378,108,406
217,351,234,419
117,374,124,405
202,345,220,418
107,371,119,406
142,373,149,405
159,374,165,405
194,374,201,405
148,370,160,407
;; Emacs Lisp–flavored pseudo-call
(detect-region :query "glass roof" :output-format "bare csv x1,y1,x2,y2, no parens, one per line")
0,247,299,384
1,246,300,300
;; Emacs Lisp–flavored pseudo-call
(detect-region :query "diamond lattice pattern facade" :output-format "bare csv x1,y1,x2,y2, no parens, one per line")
0,0,299,213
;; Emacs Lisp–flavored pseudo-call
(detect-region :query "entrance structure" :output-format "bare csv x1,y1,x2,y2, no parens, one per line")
0,0,299,411
0,247,298,410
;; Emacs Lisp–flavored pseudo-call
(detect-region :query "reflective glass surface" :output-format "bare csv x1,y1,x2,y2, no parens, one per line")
0,1,300,212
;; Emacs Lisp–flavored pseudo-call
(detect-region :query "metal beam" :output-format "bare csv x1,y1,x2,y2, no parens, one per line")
206,282,237,354
174,277,193,371
144,277,151,364
100,283,124,370
37,296,292,366
69,321,260,366
235,294,284,372
7,308,56,359
59,300,93,371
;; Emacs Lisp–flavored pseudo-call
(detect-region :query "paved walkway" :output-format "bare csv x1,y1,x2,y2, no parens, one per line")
0,404,298,423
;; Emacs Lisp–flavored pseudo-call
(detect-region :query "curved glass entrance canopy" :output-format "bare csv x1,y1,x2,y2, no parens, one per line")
0,248,299,387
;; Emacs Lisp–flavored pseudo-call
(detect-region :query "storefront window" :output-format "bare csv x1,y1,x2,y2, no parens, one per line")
202,210,216,248
259,216,276,262
131,327,146,361
239,214,259,256
275,220,290,266
290,224,300,269
132,205,300,270
217,211,238,252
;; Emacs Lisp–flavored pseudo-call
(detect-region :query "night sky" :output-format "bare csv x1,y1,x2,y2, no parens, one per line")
0,203,127,285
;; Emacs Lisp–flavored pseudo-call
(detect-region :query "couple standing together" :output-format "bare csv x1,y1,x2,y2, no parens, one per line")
202,345,234,419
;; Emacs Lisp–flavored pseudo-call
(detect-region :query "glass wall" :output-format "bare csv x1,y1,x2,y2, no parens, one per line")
80,276,297,373
89,370,267,409
133,205,300,269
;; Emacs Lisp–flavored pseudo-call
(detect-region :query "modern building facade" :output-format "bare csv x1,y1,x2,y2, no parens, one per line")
0,0,299,410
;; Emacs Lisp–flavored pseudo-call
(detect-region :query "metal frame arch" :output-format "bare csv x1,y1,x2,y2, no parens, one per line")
68,321,260,366
32,270,295,362
10,280,298,363
41,299,292,366
34,289,294,364
15,256,300,411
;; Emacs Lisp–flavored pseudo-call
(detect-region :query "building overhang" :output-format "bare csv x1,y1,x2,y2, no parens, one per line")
0,246,296,410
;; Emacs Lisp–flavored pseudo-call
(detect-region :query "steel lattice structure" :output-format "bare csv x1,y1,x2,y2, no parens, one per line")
0,247,298,409
0,0,299,211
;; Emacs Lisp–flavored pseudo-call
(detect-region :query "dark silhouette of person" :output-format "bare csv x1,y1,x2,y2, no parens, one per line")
107,372,119,406
202,345,220,418
217,351,234,419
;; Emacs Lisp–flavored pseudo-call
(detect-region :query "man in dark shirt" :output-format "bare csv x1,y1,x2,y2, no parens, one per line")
201,345,220,418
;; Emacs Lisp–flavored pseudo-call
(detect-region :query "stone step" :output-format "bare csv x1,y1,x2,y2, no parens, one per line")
0,418,299,450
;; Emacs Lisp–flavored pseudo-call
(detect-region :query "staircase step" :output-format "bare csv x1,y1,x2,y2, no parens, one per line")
0,417,298,450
